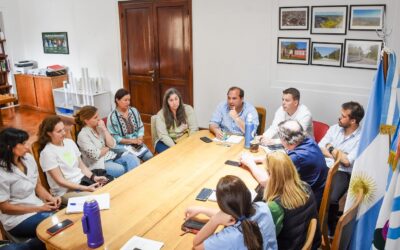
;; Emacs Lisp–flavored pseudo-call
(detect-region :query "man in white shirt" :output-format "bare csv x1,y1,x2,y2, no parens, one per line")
262,87,313,144
318,101,364,236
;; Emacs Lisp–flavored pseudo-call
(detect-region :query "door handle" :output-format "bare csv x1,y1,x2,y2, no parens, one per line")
148,70,155,82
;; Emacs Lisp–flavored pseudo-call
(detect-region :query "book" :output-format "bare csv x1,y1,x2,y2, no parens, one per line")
120,236,164,250
66,193,110,214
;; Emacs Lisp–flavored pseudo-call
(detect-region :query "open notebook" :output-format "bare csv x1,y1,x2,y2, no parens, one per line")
66,193,110,214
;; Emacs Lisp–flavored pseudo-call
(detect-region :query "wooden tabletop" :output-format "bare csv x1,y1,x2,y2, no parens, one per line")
36,130,260,250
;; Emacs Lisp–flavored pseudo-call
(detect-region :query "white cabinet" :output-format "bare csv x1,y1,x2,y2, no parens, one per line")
53,88,111,118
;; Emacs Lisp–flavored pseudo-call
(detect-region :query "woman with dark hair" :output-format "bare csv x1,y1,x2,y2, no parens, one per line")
154,88,198,153
185,175,277,250
38,115,108,205
240,151,321,250
0,128,61,250
75,106,140,178
107,88,153,161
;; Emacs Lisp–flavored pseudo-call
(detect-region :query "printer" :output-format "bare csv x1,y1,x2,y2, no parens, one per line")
14,60,38,74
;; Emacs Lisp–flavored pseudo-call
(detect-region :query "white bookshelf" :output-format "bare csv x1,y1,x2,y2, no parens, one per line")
53,88,111,118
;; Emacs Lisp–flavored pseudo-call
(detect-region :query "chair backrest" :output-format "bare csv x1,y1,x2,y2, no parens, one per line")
331,189,364,250
150,115,157,148
319,150,342,250
313,120,329,143
302,218,318,250
255,106,266,136
31,141,50,192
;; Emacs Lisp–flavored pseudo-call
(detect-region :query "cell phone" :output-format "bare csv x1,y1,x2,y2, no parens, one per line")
200,136,212,143
267,144,284,151
224,160,241,167
46,219,74,236
181,219,206,233
132,144,143,151
195,188,213,201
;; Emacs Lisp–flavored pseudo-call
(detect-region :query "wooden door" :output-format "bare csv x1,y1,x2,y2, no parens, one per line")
119,0,193,123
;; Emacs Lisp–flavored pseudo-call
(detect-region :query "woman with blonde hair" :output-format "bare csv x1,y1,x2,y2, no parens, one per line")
241,151,321,250
75,106,140,178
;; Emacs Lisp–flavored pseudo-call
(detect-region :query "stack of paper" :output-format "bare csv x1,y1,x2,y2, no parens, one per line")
120,236,164,250
66,193,110,214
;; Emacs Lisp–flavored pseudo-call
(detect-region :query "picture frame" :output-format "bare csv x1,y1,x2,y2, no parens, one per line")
349,5,386,31
279,6,309,30
311,42,343,67
42,32,69,54
343,39,382,70
311,5,348,35
277,37,310,65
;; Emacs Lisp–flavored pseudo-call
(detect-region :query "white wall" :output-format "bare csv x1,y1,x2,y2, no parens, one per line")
1,0,399,127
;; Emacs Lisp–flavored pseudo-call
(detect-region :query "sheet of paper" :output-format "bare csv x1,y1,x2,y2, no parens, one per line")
120,235,164,250
66,193,110,214
124,145,147,157
213,135,243,144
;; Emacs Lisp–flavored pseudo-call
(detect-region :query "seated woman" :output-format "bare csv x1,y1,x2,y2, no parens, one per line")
185,175,277,250
38,115,109,205
241,151,321,250
155,88,198,153
75,106,140,178
107,88,153,161
0,128,61,250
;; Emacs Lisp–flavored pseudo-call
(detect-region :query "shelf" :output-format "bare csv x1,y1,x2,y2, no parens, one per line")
53,88,108,96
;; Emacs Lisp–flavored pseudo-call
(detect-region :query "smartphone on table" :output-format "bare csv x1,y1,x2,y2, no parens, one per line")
46,219,74,236
181,219,206,234
224,160,241,167
195,188,213,201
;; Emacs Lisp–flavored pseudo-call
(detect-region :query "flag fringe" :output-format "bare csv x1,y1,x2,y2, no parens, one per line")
388,151,398,171
380,125,396,135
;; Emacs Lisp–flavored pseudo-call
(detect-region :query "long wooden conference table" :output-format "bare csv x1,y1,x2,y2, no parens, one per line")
36,130,259,249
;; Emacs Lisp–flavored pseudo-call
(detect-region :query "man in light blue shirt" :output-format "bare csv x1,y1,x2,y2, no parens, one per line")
209,86,259,139
318,101,364,236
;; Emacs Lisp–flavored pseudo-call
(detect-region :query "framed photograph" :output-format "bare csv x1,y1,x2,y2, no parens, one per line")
279,6,309,30
311,42,343,67
277,37,310,65
311,5,348,35
349,5,386,31
343,39,382,70
42,32,69,54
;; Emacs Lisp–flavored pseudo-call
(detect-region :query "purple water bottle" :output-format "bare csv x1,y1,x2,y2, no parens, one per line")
81,199,104,248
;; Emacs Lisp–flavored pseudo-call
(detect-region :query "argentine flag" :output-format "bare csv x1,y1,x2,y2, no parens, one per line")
344,52,399,250
373,53,400,250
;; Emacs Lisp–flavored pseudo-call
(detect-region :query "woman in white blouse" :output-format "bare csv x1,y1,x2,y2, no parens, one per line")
0,128,61,249
38,115,108,205
75,105,140,178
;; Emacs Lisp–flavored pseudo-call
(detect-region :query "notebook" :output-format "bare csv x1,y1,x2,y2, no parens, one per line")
66,193,110,214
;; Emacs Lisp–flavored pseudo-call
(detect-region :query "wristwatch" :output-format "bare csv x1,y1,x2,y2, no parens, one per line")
328,146,335,155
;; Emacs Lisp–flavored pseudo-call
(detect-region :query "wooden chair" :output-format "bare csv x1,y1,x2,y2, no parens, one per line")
31,141,50,192
150,115,157,151
0,221,30,243
313,120,329,143
255,106,266,135
302,218,317,250
331,189,365,250
319,150,342,250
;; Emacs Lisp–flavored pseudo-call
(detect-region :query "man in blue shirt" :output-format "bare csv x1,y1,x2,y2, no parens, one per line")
278,120,328,208
318,101,364,236
209,86,258,139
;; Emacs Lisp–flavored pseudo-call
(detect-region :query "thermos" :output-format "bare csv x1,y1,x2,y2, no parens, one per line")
244,113,255,149
82,199,104,248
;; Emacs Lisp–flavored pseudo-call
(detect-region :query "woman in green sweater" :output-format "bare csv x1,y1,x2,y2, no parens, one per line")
154,88,199,153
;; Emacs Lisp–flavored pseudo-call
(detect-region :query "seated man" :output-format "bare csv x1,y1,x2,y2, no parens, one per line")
209,86,259,139
262,87,313,144
318,101,364,236
242,120,328,208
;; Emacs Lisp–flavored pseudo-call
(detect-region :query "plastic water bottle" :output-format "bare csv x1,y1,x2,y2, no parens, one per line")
245,113,255,149
82,199,104,248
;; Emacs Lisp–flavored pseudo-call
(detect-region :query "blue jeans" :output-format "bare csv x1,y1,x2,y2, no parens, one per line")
0,239,45,250
8,212,53,238
155,141,170,153
105,153,140,178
